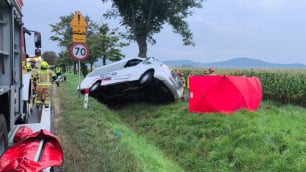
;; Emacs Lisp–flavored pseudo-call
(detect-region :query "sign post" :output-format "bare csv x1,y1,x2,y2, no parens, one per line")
70,11,88,102
84,88,89,109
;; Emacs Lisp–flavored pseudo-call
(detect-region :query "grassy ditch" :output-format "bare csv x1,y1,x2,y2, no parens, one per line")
116,101,306,171
54,73,183,172
55,73,306,171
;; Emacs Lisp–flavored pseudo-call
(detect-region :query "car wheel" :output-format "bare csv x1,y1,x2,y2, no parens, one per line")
0,114,8,156
90,81,101,93
89,81,102,98
139,71,153,84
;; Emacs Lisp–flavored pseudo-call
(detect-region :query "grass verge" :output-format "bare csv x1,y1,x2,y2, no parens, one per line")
54,73,183,172
115,98,306,171
55,73,306,171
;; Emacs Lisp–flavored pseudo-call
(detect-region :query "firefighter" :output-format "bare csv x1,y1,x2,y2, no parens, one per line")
176,69,186,101
208,67,215,74
24,62,36,111
55,65,63,83
34,49,43,68
26,63,32,73
187,71,195,90
55,65,62,78
24,62,34,111
35,61,57,108
29,58,38,102
22,61,27,73
203,67,215,75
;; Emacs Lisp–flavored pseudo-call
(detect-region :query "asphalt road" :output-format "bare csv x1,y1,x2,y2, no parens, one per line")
27,75,64,124
28,104,41,123
26,84,56,131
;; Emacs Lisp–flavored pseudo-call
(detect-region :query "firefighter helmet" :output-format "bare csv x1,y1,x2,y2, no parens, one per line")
26,63,32,70
41,61,49,69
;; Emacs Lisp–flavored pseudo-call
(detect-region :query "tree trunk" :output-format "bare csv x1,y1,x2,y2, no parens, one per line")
90,63,93,72
136,36,147,58
80,62,88,77
73,61,77,75
103,56,106,66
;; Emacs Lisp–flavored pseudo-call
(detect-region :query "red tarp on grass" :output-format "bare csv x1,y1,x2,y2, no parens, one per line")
189,75,262,114
0,128,64,172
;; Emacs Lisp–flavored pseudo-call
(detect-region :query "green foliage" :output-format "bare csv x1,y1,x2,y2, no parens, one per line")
42,51,57,65
50,13,128,76
96,25,129,65
101,0,204,57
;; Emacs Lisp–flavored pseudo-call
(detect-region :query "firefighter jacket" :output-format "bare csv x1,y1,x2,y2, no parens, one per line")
31,68,39,82
55,67,61,74
37,69,56,86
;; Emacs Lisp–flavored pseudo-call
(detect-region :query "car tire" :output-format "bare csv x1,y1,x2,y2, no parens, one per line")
90,81,101,92
0,114,8,156
139,71,153,84
89,81,101,98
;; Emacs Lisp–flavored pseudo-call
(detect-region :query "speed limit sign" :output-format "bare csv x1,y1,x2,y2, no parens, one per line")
70,43,89,61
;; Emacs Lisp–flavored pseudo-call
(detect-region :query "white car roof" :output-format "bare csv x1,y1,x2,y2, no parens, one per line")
87,57,144,77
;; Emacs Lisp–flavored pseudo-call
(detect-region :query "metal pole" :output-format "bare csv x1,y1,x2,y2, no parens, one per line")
78,60,81,98
34,139,45,162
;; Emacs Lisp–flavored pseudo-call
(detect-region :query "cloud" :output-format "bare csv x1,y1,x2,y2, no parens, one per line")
21,0,306,64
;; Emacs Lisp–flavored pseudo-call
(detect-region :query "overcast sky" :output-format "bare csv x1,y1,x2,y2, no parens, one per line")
22,0,306,64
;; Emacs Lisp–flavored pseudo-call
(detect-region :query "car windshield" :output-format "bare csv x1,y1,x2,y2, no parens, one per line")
142,57,159,64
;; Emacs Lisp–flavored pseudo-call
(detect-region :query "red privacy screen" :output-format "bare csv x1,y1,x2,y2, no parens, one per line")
189,75,262,114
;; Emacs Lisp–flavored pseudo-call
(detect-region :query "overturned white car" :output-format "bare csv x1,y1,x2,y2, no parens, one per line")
78,57,184,104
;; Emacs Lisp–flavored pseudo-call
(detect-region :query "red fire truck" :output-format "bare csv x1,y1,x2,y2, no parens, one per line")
0,0,42,154
0,1,64,171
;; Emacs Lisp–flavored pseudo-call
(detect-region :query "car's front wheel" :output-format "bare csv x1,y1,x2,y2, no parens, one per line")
90,81,101,92
89,81,101,98
139,71,153,84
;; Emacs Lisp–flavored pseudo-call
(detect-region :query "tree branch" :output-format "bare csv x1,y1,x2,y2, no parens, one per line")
145,0,155,34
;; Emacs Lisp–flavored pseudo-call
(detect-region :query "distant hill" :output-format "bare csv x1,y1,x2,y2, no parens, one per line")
163,57,306,69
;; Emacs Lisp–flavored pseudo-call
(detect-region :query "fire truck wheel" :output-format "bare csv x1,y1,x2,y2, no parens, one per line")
0,114,8,156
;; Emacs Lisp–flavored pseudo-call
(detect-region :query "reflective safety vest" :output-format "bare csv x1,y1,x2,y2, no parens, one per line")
37,69,54,86
55,67,61,74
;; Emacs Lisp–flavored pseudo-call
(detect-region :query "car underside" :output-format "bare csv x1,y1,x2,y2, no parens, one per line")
89,78,175,106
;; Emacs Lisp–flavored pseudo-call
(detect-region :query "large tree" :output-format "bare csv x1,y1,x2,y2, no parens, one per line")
50,13,90,75
87,24,129,68
101,0,204,57
50,13,127,76
42,51,57,66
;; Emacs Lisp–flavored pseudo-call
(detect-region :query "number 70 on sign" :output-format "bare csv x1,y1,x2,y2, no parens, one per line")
70,43,89,61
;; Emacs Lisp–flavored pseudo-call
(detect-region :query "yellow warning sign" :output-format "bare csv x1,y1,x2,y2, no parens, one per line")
70,11,88,42
70,11,88,27
72,27,87,43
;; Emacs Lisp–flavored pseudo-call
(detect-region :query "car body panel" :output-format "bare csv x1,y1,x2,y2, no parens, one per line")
78,57,184,104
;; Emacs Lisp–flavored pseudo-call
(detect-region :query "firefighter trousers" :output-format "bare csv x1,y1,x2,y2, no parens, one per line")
36,85,51,107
